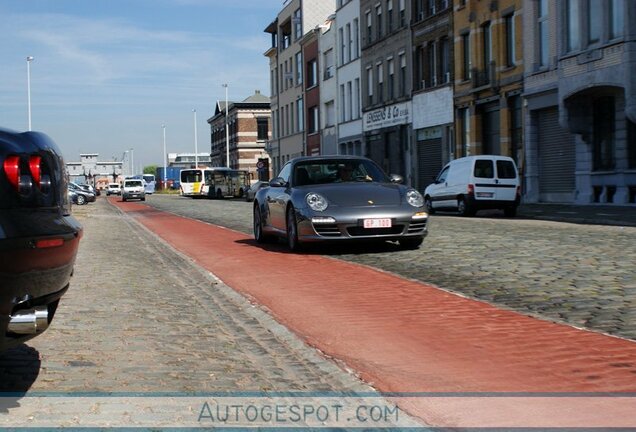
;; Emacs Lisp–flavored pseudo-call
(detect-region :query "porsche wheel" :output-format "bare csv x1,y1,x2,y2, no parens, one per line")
286,206,301,252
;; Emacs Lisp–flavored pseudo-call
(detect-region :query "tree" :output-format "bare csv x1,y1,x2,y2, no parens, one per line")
143,165,157,175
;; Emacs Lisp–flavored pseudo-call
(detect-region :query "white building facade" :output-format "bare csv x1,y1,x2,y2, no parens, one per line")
335,0,364,156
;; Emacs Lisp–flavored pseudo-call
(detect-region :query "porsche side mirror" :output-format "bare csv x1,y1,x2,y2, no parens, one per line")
389,174,404,184
269,178,286,188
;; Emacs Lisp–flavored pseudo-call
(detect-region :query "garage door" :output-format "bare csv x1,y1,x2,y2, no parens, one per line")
417,138,443,192
537,107,576,201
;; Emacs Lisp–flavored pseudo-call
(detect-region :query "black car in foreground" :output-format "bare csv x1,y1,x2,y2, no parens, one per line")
253,156,429,251
0,128,82,351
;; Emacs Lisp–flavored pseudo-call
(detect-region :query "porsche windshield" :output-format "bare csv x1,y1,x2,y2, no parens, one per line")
293,159,389,186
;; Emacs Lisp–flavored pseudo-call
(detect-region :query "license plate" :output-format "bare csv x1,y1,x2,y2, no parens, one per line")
363,218,392,228
476,192,494,198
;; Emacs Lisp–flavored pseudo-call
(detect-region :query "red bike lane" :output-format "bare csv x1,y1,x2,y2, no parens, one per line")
111,198,636,428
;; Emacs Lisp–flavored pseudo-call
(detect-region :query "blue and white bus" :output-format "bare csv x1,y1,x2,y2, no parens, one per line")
142,174,156,194
127,174,156,194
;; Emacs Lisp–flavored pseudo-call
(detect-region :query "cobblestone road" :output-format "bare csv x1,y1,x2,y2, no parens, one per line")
143,194,636,341
2,198,405,426
18,199,374,394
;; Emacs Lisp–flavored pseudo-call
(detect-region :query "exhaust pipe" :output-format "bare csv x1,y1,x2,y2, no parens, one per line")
7,306,49,334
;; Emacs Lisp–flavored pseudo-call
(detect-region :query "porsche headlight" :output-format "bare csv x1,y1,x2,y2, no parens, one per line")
406,189,424,207
306,192,328,212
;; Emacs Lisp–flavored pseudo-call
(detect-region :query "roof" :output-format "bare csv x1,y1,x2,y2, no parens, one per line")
242,90,269,104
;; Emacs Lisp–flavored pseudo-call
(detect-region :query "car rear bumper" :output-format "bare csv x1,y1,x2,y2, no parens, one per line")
468,196,520,210
0,212,81,351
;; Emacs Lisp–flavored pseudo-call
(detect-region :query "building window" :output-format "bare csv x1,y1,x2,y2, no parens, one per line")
387,0,393,33
295,52,303,85
340,84,346,122
587,0,602,45
387,58,395,99
324,49,334,80
346,23,352,62
376,5,383,39
339,28,345,65
377,63,383,103
290,101,295,134
462,32,471,81
325,100,335,127
482,22,492,73
367,67,374,105
399,0,406,27
347,81,353,120
415,46,424,89
415,0,424,21
592,97,615,171
307,59,318,88
354,78,360,119
506,13,517,67
257,118,269,141
427,0,436,16
536,1,548,67
399,53,406,97
566,0,580,52
428,41,436,87
366,11,372,44
308,106,319,134
297,97,304,132
610,0,624,39
293,8,303,40
459,108,470,157
440,37,450,83
353,18,360,58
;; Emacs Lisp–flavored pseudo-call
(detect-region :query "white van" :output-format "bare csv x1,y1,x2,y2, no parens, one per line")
424,155,520,217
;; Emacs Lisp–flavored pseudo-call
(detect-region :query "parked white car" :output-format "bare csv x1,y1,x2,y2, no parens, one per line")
424,155,520,217
121,179,145,202
106,183,121,196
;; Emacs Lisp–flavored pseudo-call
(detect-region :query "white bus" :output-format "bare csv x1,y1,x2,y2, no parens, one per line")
142,174,156,194
180,168,250,198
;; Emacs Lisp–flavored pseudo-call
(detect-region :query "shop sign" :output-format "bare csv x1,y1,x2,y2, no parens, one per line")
363,102,411,132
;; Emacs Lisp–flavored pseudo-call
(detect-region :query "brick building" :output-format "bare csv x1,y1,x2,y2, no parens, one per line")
453,0,524,165
208,90,272,181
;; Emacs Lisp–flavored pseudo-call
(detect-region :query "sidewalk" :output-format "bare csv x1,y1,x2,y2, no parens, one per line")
518,203,636,227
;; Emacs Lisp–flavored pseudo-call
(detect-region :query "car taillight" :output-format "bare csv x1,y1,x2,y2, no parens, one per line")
467,184,475,195
3,155,20,192
29,155,41,186
35,238,64,249
516,186,521,197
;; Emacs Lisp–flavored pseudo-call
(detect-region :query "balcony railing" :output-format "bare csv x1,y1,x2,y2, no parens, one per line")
471,61,497,89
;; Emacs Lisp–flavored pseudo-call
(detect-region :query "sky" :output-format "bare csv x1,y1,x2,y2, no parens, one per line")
0,0,281,171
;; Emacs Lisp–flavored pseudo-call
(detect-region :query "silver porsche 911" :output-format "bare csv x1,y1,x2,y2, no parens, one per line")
253,156,429,251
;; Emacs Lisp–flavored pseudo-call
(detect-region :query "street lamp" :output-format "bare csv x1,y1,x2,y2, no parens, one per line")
26,56,34,131
223,83,230,168
193,109,198,168
162,124,167,190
